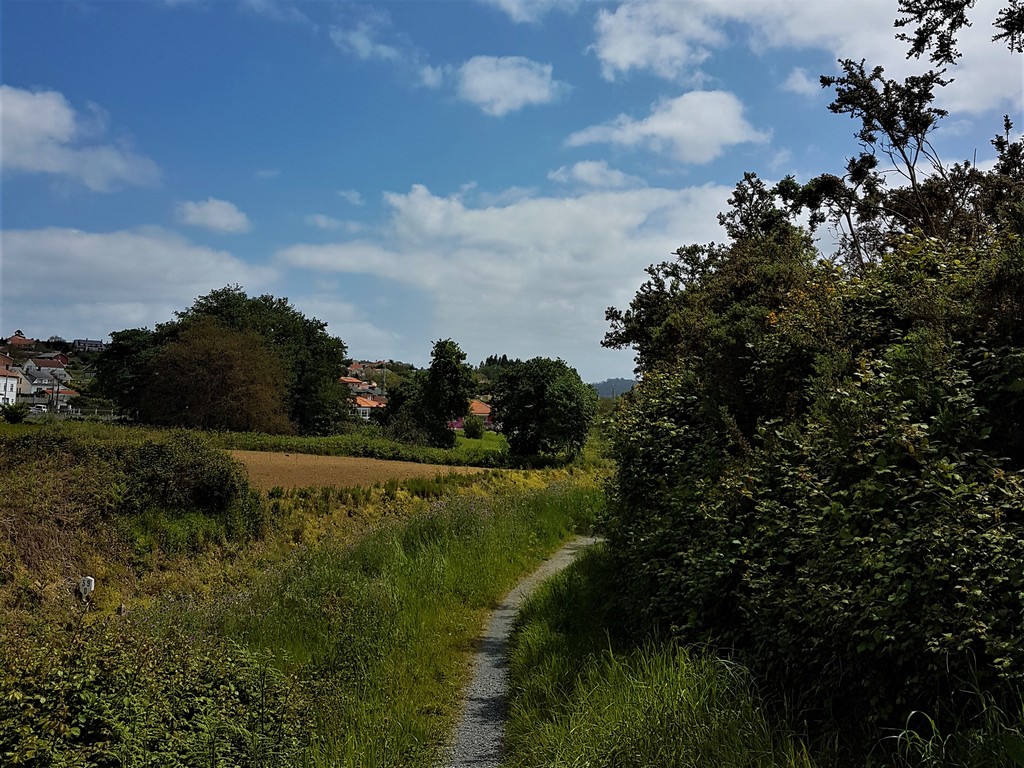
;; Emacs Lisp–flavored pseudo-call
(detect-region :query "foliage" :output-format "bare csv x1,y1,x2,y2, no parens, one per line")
493,357,598,459
380,339,474,449
140,316,295,433
2,468,603,768
462,413,485,440
97,286,349,435
896,0,1023,63
1,403,29,424
0,423,269,607
505,544,816,768
604,27,1024,759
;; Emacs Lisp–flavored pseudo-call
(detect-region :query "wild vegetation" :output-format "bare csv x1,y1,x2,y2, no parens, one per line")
601,5,1024,763
95,286,349,435
506,544,815,768
0,420,604,767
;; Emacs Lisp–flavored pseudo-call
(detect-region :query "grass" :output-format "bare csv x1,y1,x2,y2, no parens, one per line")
1,435,605,768
215,479,604,766
504,543,816,768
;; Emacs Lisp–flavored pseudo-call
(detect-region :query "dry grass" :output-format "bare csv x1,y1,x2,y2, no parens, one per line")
229,449,484,491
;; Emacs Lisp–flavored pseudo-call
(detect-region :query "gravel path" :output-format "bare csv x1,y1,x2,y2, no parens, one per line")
444,535,600,768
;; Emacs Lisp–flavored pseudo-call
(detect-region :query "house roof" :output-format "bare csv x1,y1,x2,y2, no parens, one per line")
354,396,383,408
339,376,362,385
6,336,34,348
0,368,19,379
31,358,66,369
469,399,492,416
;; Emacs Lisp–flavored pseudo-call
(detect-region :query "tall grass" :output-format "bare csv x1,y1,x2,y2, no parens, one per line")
504,543,816,768
2,470,605,767
213,481,603,767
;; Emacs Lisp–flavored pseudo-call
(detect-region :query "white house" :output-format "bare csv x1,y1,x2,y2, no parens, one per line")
0,369,19,405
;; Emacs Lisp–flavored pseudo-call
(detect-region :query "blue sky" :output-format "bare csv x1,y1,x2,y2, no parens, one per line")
2,0,1020,380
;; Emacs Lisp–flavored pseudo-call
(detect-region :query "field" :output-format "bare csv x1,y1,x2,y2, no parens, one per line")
230,449,484,490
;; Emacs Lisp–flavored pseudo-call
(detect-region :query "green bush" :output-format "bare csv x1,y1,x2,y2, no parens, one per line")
606,232,1024,756
1,403,29,424
462,413,484,440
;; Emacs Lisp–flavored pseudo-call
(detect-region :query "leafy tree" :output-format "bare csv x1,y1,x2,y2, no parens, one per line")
896,0,1023,63
604,12,1024,758
139,317,294,434
94,328,160,420
1,403,29,424
493,358,596,459
379,340,474,448
97,286,349,434
171,286,348,434
462,413,485,440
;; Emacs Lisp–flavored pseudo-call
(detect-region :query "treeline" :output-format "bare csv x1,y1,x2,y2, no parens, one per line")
96,286,348,435
604,7,1024,762
95,291,596,461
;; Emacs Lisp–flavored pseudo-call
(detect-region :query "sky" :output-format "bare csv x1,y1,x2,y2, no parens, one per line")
1,0,1020,381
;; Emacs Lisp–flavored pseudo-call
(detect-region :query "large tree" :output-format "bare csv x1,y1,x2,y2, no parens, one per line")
380,339,475,448
493,357,596,459
171,286,348,434
97,286,349,434
139,317,294,433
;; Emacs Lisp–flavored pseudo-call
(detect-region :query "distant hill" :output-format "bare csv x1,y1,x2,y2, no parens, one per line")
590,378,636,398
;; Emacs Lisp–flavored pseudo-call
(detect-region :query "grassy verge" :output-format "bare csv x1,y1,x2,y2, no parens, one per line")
2,458,604,767
504,543,816,768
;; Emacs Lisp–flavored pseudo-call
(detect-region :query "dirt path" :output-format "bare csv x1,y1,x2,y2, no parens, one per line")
230,450,483,491
445,536,600,768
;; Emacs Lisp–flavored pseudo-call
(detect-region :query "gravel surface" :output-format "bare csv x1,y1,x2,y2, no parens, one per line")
444,536,600,768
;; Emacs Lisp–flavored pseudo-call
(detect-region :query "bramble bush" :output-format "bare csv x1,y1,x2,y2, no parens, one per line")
606,228,1024,758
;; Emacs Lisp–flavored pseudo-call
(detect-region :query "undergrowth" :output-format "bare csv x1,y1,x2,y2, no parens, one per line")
505,542,815,768
1,434,604,768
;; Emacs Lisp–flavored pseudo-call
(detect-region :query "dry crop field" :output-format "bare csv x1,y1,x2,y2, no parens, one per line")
230,449,484,491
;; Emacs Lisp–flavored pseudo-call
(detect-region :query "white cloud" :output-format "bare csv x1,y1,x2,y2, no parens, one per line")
456,56,569,116
238,0,313,27
0,227,275,339
337,188,364,206
479,0,579,23
306,214,344,230
329,16,401,62
548,160,643,188
420,64,446,88
567,90,769,163
275,182,731,379
254,169,280,179
176,198,252,234
290,296,400,355
591,0,726,82
589,0,1020,115
781,67,820,97
0,85,160,191
305,214,364,234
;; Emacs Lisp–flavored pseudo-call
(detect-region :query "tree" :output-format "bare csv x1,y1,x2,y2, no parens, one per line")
171,286,349,434
139,317,294,433
379,339,474,448
98,286,350,434
493,357,596,459
896,0,1023,64
94,328,160,420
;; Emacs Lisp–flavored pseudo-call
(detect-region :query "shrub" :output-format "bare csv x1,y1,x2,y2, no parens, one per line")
462,413,484,440
1,403,29,424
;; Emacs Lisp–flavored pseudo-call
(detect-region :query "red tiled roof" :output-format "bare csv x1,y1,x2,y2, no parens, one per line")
339,376,362,385
354,396,383,408
31,358,66,369
469,399,491,416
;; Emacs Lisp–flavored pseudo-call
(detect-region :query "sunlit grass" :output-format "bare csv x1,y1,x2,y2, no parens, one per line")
504,543,816,768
